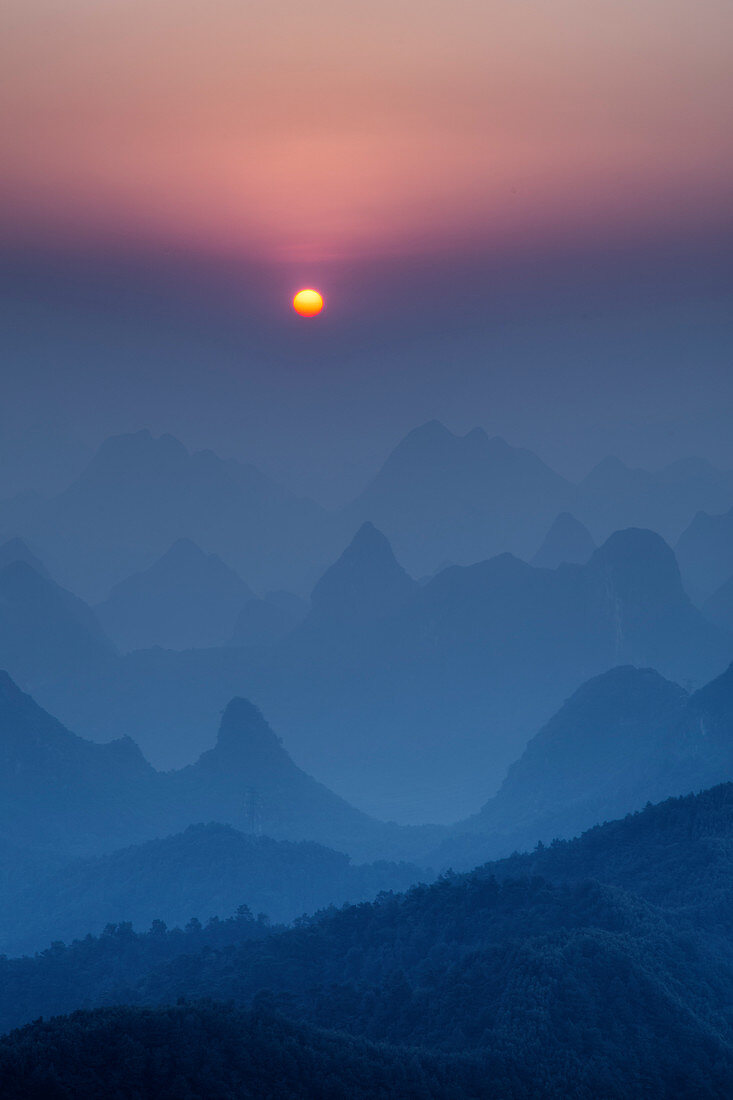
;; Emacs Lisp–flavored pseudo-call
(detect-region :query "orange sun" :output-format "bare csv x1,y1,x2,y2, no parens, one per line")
293,288,324,317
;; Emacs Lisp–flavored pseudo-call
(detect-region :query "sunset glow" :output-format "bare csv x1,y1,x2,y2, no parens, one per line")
2,1,732,264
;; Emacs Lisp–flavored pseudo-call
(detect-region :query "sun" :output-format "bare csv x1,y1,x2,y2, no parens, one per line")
293,288,324,317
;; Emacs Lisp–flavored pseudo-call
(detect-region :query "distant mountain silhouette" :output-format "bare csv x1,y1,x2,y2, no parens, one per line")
0,537,50,579
308,521,418,625
0,561,115,687
343,421,572,576
3,423,730,611
531,511,596,568
573,454,733,544
342,423,733,579
0,671,159,855
30,526,733,823
166,697,435,859
254,527,732,819
0,674,437,864
437,659,733,869
677,503,733,602
97,538,255,651
0,430,334,601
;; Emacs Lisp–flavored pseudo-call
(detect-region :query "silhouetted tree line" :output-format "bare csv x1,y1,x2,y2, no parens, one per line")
0,1001,491,1099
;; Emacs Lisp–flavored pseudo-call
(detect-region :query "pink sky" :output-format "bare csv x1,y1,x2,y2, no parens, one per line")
2,0,732,263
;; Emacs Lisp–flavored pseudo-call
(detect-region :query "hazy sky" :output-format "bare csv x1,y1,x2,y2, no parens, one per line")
1,0,732,500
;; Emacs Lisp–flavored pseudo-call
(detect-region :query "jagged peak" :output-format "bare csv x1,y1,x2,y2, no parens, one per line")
584,455,632,480
377,422,459,469
403,420,454,444
346,520,394,555
211,698,288,765
105,537,250,593
79,430,190,482
157,537,213,565
311,523,416,619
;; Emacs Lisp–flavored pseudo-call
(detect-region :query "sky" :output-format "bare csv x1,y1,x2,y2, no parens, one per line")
1,0,732,501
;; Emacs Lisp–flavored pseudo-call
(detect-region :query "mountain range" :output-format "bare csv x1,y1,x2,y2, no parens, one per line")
4,646,733,902
0,671,435,864
342,420,573,575
3,422,732,609
0,430,336,601
572,453,733,545
11,521,731,822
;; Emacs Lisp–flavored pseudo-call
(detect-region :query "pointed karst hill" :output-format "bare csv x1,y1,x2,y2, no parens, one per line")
168,697,399,859
343,420,572,575
35,523,727,829
0,537,50,579
478,665,690,836
0,671,159,855
0,560,115,686
308,522,417,626
531,511,596,568
583,527,732,680
436,658,733,871
588,527,685,610
0,673,437,865
96,538,255,651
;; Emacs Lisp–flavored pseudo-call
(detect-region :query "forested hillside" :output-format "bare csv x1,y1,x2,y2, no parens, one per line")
2,786,733,1095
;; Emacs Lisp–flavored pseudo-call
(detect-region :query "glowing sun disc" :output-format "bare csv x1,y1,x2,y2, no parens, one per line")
293,288,324,317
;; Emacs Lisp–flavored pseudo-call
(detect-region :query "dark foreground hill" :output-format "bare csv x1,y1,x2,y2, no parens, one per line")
478,782,733,909
0,1003,485,1100
3,786,733,1095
